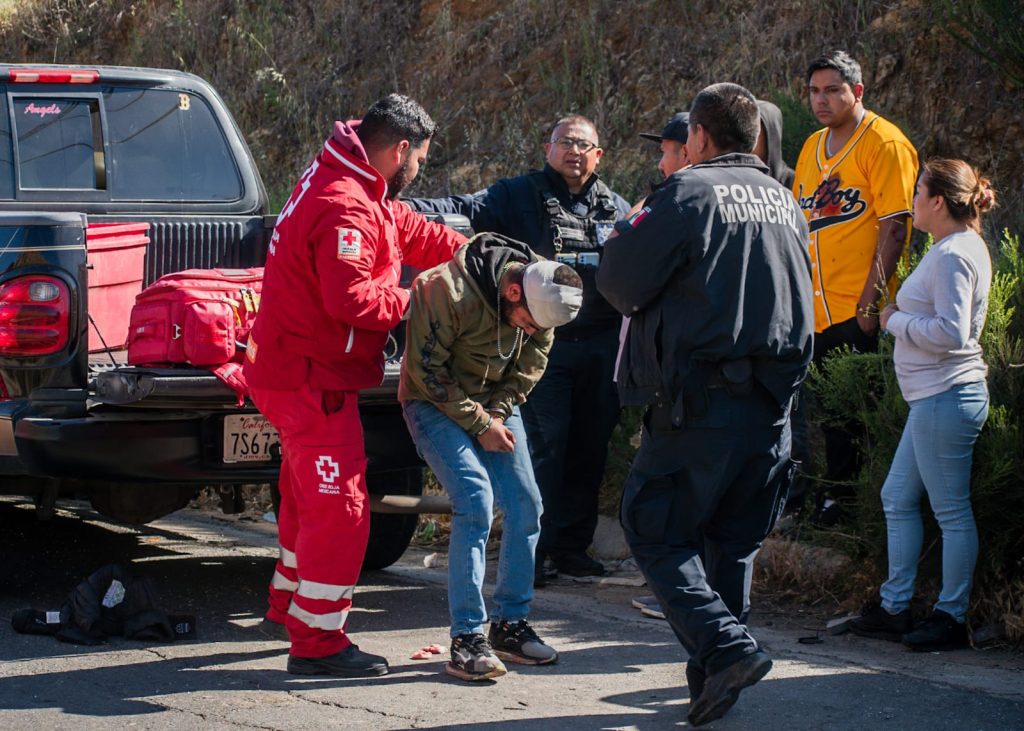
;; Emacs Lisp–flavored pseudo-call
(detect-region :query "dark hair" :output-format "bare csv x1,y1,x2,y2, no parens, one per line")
504,262,581,312
922,158,997,230
688,83,760,154
807,50,862,86
550,114,599,142
357,94,436,151
552,264,582,289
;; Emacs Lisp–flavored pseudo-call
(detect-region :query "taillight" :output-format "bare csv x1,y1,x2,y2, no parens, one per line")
8,68,99,84
0,276,71,356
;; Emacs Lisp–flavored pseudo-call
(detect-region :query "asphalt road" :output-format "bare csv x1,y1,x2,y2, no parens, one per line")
1,497,1022,730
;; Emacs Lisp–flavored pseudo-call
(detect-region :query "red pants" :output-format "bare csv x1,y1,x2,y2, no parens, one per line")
250,383,369,658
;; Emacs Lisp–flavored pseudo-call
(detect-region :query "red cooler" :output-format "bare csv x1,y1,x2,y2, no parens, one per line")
86,222,150,352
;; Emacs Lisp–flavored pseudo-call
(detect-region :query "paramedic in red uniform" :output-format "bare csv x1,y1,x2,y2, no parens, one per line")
244,94,467,676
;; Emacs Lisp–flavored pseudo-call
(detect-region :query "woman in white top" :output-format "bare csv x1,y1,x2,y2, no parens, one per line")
849,158,995,651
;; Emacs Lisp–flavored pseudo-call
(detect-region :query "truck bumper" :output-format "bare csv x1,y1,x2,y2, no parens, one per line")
14,411,279,483
12,403,421,485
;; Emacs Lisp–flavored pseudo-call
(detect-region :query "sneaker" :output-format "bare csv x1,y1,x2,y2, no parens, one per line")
902,610,969,651
447,633,507,681
488,619,558,665
287,643,389,677
256,617,289,642
848,601,911,642
688,650,772,727
640,604,666,620
552,551,605,577
631,594,657,610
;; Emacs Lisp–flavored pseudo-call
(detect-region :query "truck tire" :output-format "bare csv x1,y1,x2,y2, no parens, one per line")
362,468,423,571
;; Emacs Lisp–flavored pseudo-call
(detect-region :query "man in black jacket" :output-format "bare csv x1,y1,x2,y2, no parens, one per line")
409,116,630,584
597,83,813,727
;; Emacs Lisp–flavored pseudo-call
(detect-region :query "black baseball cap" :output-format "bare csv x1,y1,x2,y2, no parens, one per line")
639,112,690,144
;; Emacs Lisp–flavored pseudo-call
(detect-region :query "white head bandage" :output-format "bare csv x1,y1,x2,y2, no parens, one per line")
522,261,583,329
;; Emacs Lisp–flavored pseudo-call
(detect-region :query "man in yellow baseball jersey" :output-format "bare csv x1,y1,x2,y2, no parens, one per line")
793,49,918,523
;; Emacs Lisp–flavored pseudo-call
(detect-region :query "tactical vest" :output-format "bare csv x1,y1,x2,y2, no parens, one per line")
527,171,620,264
527,171,621,337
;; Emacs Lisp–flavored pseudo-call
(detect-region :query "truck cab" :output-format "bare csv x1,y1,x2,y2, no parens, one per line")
0,65,455,569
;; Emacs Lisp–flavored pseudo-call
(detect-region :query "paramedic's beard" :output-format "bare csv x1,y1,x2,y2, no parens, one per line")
386,158,413,200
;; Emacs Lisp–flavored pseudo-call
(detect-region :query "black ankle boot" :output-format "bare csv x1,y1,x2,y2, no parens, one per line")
849,601,911,642
902,610,969,651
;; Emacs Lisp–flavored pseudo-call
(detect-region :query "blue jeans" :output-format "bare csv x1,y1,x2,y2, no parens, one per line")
880,381,989,622
402,400,542,637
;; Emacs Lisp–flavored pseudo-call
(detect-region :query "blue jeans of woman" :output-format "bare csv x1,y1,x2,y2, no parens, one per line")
880,381,989,622
402,400,542,637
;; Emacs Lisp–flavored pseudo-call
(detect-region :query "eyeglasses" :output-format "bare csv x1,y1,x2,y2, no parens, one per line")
552,136,598,153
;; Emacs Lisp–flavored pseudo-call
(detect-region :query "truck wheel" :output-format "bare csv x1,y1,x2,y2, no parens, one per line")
362,468,422,571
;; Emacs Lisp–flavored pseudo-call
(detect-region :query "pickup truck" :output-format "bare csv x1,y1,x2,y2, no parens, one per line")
0,64,461,569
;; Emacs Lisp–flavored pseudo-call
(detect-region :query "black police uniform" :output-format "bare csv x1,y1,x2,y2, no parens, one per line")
597,153,813,677
409,165,630,571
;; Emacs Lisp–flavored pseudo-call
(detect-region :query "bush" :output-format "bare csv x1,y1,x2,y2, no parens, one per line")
809,229,1024,642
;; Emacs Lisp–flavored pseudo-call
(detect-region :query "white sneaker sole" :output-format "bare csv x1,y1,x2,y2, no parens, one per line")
445,660,507,681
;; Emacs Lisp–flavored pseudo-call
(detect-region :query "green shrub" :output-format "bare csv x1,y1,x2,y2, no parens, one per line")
809,229,1024,641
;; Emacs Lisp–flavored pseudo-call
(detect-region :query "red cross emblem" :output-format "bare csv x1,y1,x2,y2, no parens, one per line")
337,228,362,260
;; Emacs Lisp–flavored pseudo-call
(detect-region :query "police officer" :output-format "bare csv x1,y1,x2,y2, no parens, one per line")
410,115,630,584
597,84,813,726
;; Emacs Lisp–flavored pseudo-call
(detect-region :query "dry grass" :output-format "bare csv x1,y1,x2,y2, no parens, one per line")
753,534,860,609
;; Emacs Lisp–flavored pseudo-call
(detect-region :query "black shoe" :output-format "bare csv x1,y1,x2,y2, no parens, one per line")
685,662,706,702
848,601,911,642
256,617,289,642
902,610,969,651
688,651,772,727
287,644,389,677
446,633,507,681
552,551,605,577
489,619,558,665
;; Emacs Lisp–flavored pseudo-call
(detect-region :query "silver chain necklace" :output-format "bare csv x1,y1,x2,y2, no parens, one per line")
496,284,523,360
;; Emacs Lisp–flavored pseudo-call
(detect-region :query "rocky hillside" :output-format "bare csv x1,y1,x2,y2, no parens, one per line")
1,0,1021,230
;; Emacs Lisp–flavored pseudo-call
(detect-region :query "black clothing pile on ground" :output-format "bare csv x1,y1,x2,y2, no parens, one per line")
11,563,195,645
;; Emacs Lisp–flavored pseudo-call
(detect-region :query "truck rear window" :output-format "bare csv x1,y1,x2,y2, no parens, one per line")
104,87,242,201
13,97,101,190
0,87,243,202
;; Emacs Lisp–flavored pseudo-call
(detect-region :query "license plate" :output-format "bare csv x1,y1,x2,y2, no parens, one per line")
223,414,280,463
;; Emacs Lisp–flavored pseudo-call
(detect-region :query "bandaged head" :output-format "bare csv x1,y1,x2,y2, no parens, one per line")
522,261,583,329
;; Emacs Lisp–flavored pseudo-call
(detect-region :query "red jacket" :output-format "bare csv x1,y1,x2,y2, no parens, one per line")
245,121,467,392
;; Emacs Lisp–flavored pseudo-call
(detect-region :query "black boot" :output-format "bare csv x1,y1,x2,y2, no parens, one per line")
688,651,772,727
551,550,605,577
848,601,912,642
287,644,389,677
902,610,969,651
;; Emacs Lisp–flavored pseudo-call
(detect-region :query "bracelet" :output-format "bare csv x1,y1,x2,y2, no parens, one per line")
473,414,493,437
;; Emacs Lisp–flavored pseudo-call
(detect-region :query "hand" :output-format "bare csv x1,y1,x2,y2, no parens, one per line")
856,308,879,336
879,303,899,331
477,418,515,452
